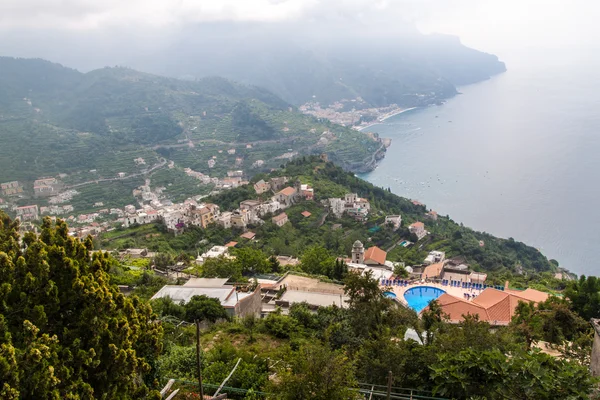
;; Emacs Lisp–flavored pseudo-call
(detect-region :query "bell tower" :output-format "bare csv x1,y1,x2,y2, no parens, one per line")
352,240,364,264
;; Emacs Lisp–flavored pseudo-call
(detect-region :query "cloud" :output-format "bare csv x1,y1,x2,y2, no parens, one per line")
0,0,325,29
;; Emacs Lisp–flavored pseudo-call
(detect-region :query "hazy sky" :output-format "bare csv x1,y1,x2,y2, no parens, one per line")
0,0,596,61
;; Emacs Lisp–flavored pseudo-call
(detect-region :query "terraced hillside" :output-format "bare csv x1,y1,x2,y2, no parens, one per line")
0,57,385,188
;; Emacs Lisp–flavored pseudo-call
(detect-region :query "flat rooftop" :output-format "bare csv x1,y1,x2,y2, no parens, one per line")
276,273,345,294
151,285,251,307
281,290,349,308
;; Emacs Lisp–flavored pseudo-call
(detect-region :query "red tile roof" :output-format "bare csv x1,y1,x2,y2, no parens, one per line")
422,262,444,278
272,212,288,223
301,211,312,217
225,241,238,247
240,231,256,240
364,246,387,265
436,293,489,321
410,221,425,229
433,287,550,325
278,187,297,196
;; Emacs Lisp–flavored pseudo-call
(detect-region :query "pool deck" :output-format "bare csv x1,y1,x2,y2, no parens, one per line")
384,281,484,309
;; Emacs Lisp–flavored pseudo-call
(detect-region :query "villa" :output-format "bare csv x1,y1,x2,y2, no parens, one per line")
409,221,427,240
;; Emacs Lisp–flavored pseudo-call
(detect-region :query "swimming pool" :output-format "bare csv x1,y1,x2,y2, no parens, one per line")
403,286,446,313
383,291,397,299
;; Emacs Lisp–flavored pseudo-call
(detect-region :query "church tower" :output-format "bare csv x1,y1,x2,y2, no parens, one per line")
351,240,364,264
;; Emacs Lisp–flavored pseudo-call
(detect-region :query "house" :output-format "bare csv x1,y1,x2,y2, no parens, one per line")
343,193,370,221
225,241,238,248
186,203,218,228
409,222,427,240
434,287,550,325
426,210,438,221
240,199,262,212
272,212,288,227
300,184,314,200
196,246,230,264
269,176,288,192
273,187,297,208
34,177,59,197
364,246,387,266
421,262,445,280
345,206,368,221
1,181,23,196
253,179,271,194
347,262,394,281
384,215,402,231
440,260,488,285
15,205,39,221
328,198,345,218
301,211,312,218
240,231,256,240
230,210,249,230
256,200,281,216
151,278,262,318
424,251,445,265
162,210,184,233
123,210,161,228
217,212,232,229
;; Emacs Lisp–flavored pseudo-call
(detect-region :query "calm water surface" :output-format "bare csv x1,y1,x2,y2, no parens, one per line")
360,57,600,276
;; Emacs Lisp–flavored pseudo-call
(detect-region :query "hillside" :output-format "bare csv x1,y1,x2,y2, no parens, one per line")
0,57,385,188
99,157,560,287
0,209,594,399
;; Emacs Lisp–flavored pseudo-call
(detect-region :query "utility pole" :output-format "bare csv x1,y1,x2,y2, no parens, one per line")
386,370,392,400
196,320,204,399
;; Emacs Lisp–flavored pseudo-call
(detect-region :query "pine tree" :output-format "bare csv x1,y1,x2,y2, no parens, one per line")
0,213,163,398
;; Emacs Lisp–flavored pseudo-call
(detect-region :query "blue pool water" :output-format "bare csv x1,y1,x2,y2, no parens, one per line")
404,286,446,313
383,291,397,299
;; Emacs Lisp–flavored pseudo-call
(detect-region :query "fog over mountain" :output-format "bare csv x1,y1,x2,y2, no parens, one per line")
0,1,509,107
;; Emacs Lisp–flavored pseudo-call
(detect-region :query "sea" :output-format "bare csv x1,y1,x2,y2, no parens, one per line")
359,51,600,276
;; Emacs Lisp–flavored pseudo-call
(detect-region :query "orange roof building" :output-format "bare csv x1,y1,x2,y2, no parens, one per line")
278,187,297,197
240,231,256,240
225,241,238,248
434,287,550,325
364,246,387,266
422,262,444,279
301,211,312,218
272,212,289,227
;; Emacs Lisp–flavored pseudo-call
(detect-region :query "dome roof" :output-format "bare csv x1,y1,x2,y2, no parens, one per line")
353,240,364,248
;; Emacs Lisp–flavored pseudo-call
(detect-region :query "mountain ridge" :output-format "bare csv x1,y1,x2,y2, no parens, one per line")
0,57,385,188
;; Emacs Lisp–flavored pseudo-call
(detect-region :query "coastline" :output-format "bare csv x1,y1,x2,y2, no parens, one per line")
357,107,418,131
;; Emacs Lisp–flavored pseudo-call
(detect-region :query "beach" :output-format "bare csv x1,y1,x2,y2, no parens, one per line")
356,107,418,131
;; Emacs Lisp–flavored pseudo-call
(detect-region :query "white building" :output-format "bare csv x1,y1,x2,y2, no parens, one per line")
195,246,230,264
409,222,427,240
328,198,346,218
384,215,402,231
424,251,445,265
217,211,232,229
123,210,160,228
